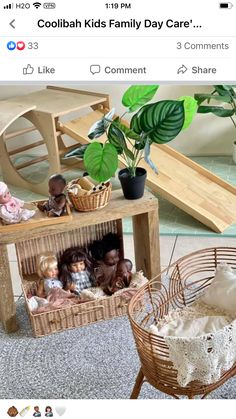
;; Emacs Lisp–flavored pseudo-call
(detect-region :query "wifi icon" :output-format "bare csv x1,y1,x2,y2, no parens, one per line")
33,2,41,8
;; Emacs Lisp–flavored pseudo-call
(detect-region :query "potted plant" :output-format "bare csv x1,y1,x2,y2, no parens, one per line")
68,85,197,199
194,85,236,162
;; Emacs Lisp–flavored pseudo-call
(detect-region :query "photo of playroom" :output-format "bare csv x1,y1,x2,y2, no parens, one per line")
0,84,235,399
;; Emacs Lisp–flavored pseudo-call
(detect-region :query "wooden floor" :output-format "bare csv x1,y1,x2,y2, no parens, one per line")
62,113,236,233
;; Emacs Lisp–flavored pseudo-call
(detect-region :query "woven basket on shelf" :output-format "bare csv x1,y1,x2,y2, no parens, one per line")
128,247,236,399
67,180,111,212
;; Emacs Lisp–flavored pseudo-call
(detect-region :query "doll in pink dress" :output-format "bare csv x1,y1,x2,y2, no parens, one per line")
0,181,35,224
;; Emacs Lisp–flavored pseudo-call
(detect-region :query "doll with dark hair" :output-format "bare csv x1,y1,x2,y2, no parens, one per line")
59,247,94,295
89,233,132,294
37,174,67,217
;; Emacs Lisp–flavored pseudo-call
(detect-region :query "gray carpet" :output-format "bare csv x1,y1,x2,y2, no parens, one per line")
0,299,235,400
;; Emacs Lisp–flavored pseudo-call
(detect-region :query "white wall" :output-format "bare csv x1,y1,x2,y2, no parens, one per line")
0,84,234,157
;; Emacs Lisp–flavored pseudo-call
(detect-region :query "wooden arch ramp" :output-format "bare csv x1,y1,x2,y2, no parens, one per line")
61,111,236,233
0,101,58,195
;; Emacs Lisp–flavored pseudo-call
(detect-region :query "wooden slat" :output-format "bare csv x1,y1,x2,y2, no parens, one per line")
15,154,48,170
9,140,45,156
5,126,36,140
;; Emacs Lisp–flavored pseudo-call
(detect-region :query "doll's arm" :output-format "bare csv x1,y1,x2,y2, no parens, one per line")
36,280,46,298
37,201,48,212
13,196,24,207
64,281,76,292
54,195,67,210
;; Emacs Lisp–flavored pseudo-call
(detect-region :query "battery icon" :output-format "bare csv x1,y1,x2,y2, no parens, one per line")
219,2,233,7
43,2,56,8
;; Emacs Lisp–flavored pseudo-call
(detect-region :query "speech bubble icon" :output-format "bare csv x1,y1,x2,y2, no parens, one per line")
90,64,101,75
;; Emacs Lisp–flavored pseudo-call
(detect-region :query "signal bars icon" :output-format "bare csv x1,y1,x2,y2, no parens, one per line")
3,3,13,8
33,2,42,8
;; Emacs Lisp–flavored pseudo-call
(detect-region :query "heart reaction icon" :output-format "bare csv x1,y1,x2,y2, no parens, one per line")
17,41,25,51
55,406,66,416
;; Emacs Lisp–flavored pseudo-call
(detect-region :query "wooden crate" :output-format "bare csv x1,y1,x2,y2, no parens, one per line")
16,220,126,337
0,201,72,234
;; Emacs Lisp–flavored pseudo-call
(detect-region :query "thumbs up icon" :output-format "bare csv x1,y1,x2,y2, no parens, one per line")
23,64,34,75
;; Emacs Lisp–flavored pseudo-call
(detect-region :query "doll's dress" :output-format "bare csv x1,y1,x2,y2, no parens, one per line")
43,194,66,216
44,277,63,296
0,196,35,224
71,271,93,295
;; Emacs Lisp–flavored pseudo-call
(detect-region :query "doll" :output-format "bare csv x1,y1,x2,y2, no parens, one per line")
33,406,41,417
103,259,133,296
45,406,53,417
37,174,67,217
59,247,94,295
89,233,132,292
0,181,35,225
36,252,63,298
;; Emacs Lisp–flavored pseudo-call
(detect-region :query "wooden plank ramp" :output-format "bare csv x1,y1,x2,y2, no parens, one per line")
61,112,236,233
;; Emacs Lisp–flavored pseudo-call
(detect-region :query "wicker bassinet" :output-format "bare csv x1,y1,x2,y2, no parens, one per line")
15,220,128,337
128,247,236,399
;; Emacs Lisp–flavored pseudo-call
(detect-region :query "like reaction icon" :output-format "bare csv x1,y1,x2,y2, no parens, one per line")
23,64,34,75
7,41,16,51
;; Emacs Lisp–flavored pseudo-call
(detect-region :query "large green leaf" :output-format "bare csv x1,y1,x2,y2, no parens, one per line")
214,85,236,100
122,85,159,112
108,123,125,154
113,120,141,140
194,93,232,105
63,145,88,159
197,106,235,117
88,108,115,139
178,96,198,130
130,100,185,143
84,142,118,182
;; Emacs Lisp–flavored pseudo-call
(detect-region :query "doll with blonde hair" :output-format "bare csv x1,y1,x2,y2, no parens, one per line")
36,252,63,297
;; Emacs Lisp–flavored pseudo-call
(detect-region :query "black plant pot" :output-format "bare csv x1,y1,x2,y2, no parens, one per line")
118,167,147,200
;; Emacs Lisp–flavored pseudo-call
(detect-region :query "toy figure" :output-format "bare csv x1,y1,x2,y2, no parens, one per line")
33,406,41,417
106,258,133,295
37,174,67,217
45,406,53,417
36,252,63,298
59,247,94,295
89,233,132,293
0,181,35,225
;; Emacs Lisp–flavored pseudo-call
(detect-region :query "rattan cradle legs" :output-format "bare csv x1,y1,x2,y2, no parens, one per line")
130,368,144,399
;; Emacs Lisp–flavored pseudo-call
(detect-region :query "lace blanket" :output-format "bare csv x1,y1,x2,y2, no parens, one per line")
150,302,236,387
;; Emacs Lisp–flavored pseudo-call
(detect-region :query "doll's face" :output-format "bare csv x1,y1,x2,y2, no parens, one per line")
104,249,119,266
116,261,129,276
69,260,85,273
44,267,58,278
48,179,65,197
0,189,11,204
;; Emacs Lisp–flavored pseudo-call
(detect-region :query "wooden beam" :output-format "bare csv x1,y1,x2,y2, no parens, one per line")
5,126,36,140
9,140,45,156
15,155,48,170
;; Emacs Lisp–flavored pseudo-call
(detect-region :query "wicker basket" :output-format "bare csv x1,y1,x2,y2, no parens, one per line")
22,279,128,337
67,180,111,212
15,220,126,337
128,247,236,399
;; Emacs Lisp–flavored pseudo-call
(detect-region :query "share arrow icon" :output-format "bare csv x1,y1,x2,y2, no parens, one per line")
177,64,188,74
